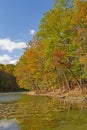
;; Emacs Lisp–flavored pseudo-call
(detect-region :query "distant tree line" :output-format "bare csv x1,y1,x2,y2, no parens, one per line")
0,64,24,92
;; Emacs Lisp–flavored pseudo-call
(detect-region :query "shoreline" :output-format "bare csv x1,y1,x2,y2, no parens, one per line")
27,88,87,103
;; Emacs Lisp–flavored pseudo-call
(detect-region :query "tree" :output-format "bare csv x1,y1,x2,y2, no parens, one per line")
14,0,87,93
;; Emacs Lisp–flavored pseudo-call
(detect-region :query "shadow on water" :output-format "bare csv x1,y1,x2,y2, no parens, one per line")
0,93,87,130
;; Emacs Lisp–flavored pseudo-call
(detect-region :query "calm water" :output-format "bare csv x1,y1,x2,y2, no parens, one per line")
0,92,87,130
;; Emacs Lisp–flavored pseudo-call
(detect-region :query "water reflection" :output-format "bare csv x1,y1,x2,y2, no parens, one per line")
0,93,87,130
0,118,20,130
0,92,21,103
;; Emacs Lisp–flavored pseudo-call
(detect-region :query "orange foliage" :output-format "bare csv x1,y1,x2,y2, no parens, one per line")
52,49,66,60
73,0,87,25
73,0,87,44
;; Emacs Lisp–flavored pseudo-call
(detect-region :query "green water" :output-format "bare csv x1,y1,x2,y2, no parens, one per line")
0,93,87,130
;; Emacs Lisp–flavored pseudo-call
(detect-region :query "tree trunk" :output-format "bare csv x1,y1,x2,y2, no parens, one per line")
59,61,82,91
62,69,71,91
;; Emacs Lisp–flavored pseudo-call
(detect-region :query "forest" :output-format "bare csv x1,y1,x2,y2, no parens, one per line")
0,64,19,92
0,0,87,94
0,64,26,92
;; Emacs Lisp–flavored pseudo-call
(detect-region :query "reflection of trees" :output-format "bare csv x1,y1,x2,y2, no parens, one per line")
0,94,87,130
15,95,53,129
48,98,87,120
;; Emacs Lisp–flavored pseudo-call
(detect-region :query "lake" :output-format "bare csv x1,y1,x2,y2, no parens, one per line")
0,92,87,130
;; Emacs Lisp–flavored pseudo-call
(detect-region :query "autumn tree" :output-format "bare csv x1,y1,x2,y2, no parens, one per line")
14,0,87,93
14,42,45,92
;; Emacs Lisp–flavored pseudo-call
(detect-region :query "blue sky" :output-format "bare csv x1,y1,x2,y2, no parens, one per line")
0,0,53,64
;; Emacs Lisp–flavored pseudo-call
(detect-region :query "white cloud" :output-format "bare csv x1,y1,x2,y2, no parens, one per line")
30,29,35,35
9,59,18,65
0,38,26,52
0,54,18,64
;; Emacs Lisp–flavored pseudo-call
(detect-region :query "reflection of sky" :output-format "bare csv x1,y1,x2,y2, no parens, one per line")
0,93,22,103
0,118,19,130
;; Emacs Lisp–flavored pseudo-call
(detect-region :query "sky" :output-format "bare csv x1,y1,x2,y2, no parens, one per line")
0,0,54,64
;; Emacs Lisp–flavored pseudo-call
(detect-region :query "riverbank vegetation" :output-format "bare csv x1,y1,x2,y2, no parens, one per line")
1,0,87,96
14,0,87,95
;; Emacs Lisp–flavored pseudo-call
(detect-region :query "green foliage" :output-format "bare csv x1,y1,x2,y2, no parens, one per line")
14,0,87,92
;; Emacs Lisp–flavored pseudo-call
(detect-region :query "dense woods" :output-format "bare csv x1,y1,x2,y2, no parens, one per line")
0,64,20,92
1,0,87,93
